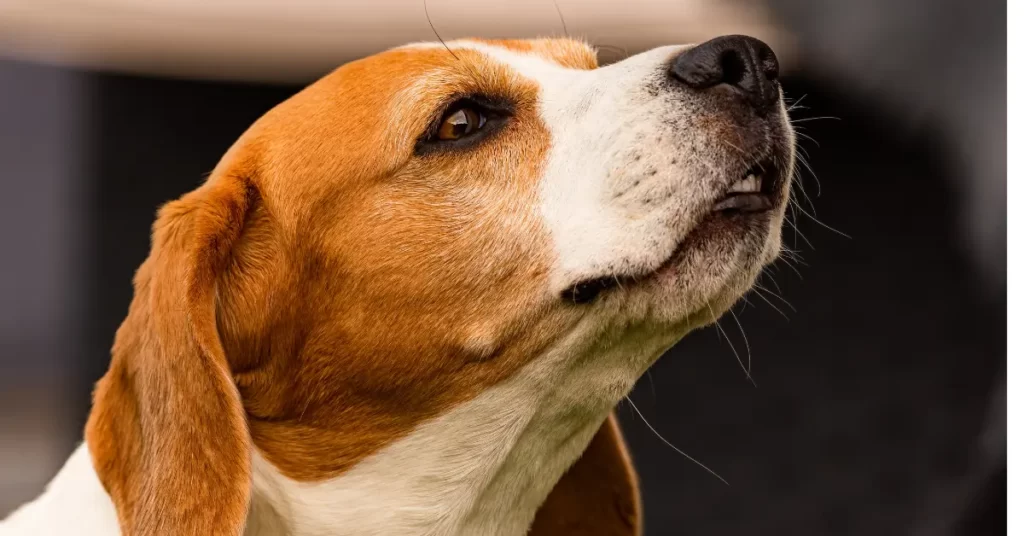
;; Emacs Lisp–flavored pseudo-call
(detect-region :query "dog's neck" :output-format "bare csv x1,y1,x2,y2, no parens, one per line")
245,323,675,536
1,323,674,536
245,384,606,536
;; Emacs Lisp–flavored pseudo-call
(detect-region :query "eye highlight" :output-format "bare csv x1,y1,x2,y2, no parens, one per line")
437,108,486,140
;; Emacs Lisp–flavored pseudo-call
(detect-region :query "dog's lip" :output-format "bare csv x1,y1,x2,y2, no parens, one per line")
560,156,784,305
710,158,780,214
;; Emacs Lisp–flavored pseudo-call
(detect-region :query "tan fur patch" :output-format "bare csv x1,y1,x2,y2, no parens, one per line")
85,38,625,533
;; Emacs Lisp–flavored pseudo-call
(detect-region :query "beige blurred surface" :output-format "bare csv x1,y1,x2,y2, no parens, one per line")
0,385,73,514
0,0,794,82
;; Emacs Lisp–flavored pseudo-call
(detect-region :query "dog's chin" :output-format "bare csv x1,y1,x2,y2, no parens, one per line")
611,208,786,331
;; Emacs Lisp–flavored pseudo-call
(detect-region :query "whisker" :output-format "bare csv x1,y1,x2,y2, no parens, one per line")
728,309,755,379
551,0,569,37
774,254,804,279
790,202,851,239
785,93,808,111
789,116,840,124
793,128,821,149
784,214,815,250
750,287,790,320
424,0,460,61
760,267,784,295
624,396,729,485
709,302,755,385
754,284,796,312
794,149,822,197
790,168,818,216
779,245,808,265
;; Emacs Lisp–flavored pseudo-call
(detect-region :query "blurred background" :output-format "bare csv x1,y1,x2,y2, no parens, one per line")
0,0,1005,534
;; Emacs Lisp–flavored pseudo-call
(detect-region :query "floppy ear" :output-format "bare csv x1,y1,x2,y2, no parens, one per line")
85,166,257,535
531,414,642,535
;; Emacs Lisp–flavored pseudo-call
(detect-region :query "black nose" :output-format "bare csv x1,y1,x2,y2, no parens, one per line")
670,35,780,111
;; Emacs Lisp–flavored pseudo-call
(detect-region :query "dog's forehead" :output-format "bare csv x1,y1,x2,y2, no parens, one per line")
321,37,596,99
453,38,599,70
397,37,598,70
244,38,596,225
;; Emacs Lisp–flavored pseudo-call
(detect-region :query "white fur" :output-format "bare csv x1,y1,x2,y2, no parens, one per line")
407,40,700,290
246,315,682,536
460,42,692,290
1,40,790,536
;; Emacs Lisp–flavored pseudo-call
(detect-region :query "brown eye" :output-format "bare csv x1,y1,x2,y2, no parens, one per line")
436,107,486,140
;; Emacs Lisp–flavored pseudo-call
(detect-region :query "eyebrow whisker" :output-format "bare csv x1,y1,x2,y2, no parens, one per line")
551,0,569,37
423,0,460,61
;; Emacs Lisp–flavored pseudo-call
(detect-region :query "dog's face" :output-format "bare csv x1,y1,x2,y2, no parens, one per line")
86,37,793,534
217,38,792,478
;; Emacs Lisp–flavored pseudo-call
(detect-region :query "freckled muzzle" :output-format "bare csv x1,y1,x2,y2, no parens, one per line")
552,36,791,307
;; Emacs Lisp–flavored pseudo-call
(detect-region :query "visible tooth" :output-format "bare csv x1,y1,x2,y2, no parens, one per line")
728,173,761,193
729,174,753,192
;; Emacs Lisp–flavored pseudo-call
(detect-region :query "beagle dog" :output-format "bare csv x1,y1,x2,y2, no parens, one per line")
1,36,793,536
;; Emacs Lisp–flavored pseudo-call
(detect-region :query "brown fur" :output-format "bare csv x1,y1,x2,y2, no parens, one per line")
85,166,257,534
531,415,642,535
84,38,641,535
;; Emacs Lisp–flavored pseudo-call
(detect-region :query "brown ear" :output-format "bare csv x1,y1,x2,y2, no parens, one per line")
85,167,257,535
531,414,642,535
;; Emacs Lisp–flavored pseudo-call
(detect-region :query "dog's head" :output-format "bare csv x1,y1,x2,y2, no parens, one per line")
85,37,793,534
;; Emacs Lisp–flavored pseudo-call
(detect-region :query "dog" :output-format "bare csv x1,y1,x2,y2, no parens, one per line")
0,36,794,535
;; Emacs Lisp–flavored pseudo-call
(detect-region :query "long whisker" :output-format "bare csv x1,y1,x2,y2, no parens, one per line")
760,268,784,295
786,93,808,111
794,148,822,197
794,128,821,149
551,0,569,37
754,284,797,312
750,287,790,320
709,302,755,385
728,309,754,379
424,0,460,61
784,214,815,250
624,396,729,485
790,202,852,239
775,254,802,278
789,116,840,124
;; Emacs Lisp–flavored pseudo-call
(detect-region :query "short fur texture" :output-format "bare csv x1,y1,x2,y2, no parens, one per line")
1,36,793,536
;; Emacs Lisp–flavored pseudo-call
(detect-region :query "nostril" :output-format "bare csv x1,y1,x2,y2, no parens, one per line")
719,49,748,87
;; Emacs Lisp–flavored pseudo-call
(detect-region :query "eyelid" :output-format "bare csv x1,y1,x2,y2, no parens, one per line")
431,98,501,134
417,95,514,149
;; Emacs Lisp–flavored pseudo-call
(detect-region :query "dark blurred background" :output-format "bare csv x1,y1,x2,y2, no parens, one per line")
0,1,1006,534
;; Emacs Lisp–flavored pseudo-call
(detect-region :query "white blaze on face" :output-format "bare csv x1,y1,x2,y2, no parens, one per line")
451,42,707,292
